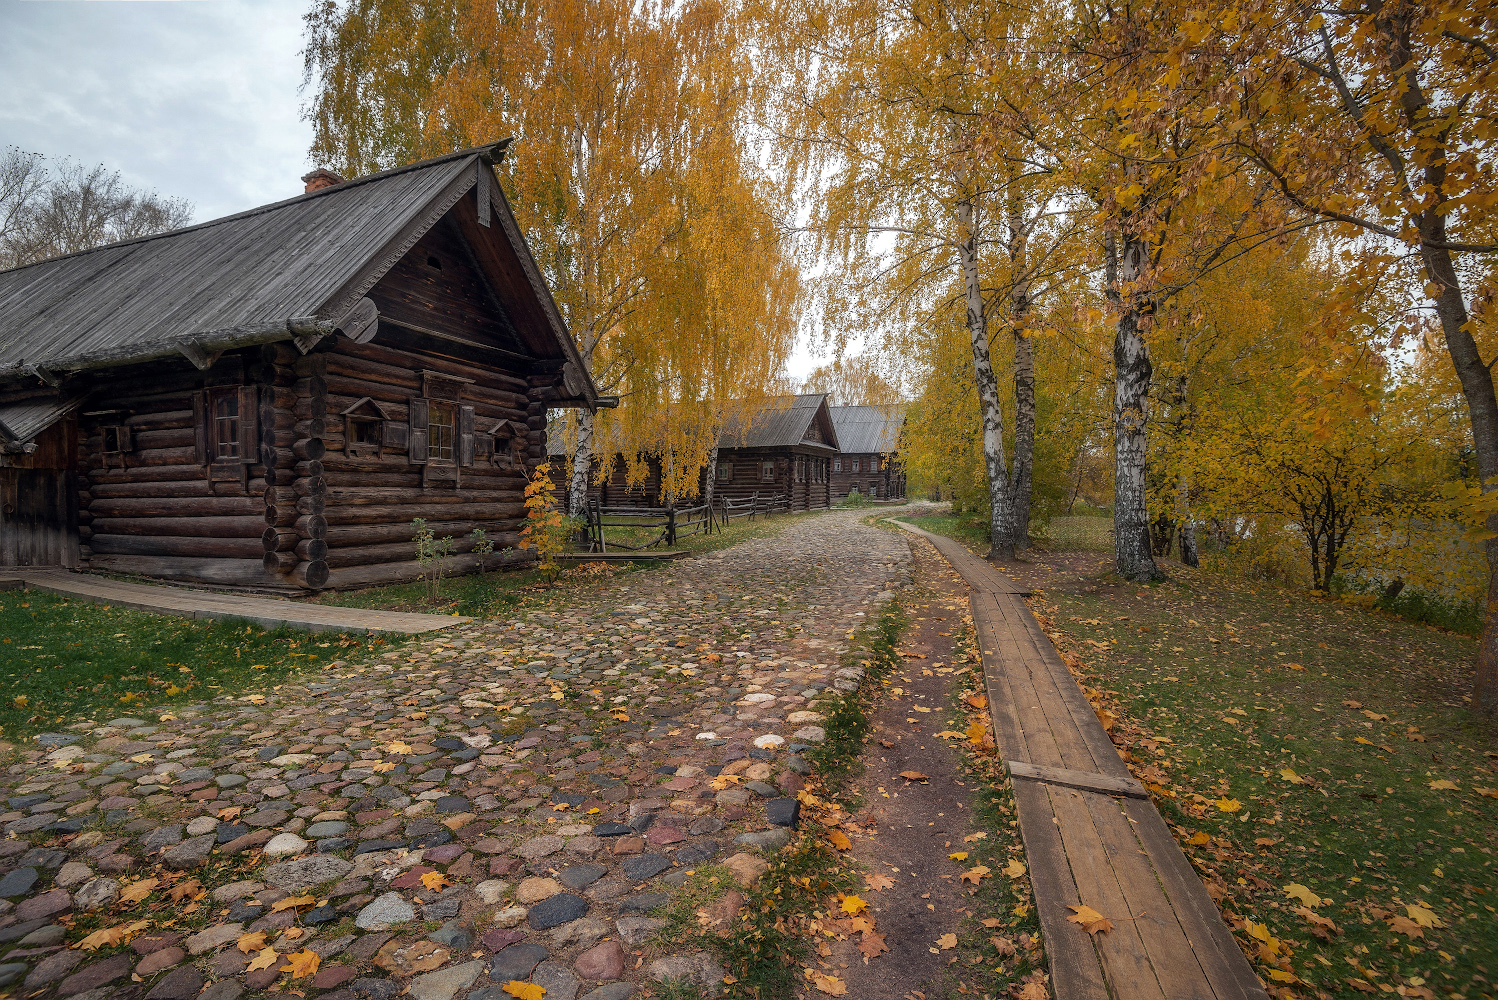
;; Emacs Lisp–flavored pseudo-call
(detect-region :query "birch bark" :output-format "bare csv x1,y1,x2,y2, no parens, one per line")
568,407,595,519
957,195,1015,560
1108,228,1164,582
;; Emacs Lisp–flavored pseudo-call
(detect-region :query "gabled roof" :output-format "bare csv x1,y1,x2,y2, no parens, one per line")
830,404,905,453
718,393,839,451
0,395,79,452
0,141,599,408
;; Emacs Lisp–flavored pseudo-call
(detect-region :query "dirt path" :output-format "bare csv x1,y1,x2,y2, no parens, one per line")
827,543,990,1000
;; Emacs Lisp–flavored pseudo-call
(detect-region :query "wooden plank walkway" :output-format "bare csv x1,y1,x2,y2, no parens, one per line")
890,519,1267,1000
2,569,468,635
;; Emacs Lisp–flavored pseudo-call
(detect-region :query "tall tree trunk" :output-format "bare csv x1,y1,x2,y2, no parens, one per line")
1420,236,1498,713
957,195,1015,560
703,443,719,509
568,408,595,519
1006,185,1034,551
1173,372,1198,567
1108,228,1164,583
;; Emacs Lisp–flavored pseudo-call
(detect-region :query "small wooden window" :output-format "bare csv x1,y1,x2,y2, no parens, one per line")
761,461,775,483
196,384,258,483
213,391,240,460
716,462,732,482
851,457,861,473
100,425,131,454
833,458,842,473
870,456,880,472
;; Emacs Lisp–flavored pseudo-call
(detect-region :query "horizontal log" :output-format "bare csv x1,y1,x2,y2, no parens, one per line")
296,514,328,539
294,377,327,398
326,487,520,506
324,531,524,568
85,515,267,538
262,446,296,469
88,465,206,485
294,396,327,421
294,418,326,439
89,480,216,499
126,446,199,467
295,461,325,479
294,353,326,377
90,496,262,518
89,554,269,587
324,501,525,525
263,550,298,574
294,476,326,497
123,409,193,431
263,527,298,551
324,521,522,547
335,339,530,394
265,506,298,527
321,549,532,590
295,538,329,561
89,534,264,559
127,427,195,451
261,342,300,365
295,495,326,516
78,525,93,540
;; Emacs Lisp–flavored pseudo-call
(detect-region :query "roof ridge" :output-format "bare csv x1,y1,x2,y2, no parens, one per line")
0,140,508,278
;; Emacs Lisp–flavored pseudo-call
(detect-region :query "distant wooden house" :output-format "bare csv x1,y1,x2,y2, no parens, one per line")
545,443,664,508
0,141,603,589
828,404,906,500
713,394,838,511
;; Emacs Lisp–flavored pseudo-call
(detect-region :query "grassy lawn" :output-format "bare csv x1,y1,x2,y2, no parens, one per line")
905,518,1498,998
308,509,829,617
898,512,1116,553
0,592,391,741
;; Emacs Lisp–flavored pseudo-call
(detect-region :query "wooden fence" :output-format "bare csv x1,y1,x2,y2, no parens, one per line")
581,493,789,552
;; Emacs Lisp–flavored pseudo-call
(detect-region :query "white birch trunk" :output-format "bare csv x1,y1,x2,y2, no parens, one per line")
568,408,595,519
1108,228,1163,582
957,195,1015,560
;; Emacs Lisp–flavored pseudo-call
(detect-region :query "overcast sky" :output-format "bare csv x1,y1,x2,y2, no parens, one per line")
0,0,314,223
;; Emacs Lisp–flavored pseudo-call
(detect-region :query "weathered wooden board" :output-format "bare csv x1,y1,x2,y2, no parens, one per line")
1007,760,1149,798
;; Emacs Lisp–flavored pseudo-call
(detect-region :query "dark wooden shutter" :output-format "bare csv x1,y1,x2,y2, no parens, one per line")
458,405,476,466
408,398,429,464
118,425,133,453
238,386,258,465
192,391,207,465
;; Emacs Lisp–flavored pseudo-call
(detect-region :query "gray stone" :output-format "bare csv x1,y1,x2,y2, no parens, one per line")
674,841,719,866
528,892,587,929
765,797,800,827
185,815,219,835
0,963,26,987
488,942,548,981
621,853,671,881
427,919,472,950
73,877,120,911
614,916,666,945
688,817,724,835
214,774,247,788
198,982,246,1000
176,768,217,785
55,861,93,887
557,864,607,890
262,832,311,857
24,948,85,988
20,923,68,946
734,828,791,851
141,825,184,851
263,854,353,889
646,951,727,990
106,718,147,728
579,985,635,1000
162,834,216,869
0,867,38,898
785,755,811,775
515,835,565,859
620,892,669,914
144,965,206,999
305,821,349,838
407,959,484,1000
548,916,609,949
185,922,245,955
352,979,401,1000
354,892,415,930
533,961,580,1000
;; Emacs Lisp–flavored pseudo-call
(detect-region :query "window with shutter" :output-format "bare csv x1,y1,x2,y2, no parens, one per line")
408,398,430,463
458,405,476,466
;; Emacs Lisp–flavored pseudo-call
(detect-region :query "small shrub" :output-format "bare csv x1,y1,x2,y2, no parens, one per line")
469,527,494,574
412,518,455,603
520,463,573,582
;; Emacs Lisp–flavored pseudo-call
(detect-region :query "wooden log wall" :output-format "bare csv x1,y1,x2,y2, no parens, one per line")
830,454,904,501
77,352,276,586
311,334,543,589
713,448,832,512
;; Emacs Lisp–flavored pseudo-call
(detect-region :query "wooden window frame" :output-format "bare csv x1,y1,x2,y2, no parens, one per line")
833,458,842,473
760,461,775,483
408,371,476,486
716,462,732,482
195,384,258,484
851,457,861,473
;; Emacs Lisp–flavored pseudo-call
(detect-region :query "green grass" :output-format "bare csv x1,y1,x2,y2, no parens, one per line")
0,592,389,740
897,514,991,553
1037,514,1114,551
1037,569,1498,996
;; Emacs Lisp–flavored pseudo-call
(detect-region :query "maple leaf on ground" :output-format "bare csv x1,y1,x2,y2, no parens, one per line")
1388,915,1425,939
827,829,853,851
841,894,869,915
979,917,1004,929
858,931,889,961
990,934,1017,956
1016,982,1049,1000
1293,906,1340,936
963,692,988,710
936,933,958,949
272,894,316,912
1003,858,1027,879
1342,700,1363,709
218,806,244,821
1214,797,1242,813
813,974,849,995
1066,905,1113,935
119,878,159,905
849,916,875,933
948,851,968,861
77,920,150,952
898,770,929,782
1404,904,1441,928
237,932,268,953
281,949,321,979
961,866,991,884
1185,831,1211,846
1476,787,1498,799
865,873,894,892
962,832,987,843
386,741,413,755
168,879,203,903
503,982,546,1000
420,871,452,892
1278,768,1305,784
1428,779,1459,791
246,948,281,972
1284,883,1322,908
371,761,396,774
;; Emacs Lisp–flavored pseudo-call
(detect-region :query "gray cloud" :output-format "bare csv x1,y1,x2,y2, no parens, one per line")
0,0,315,224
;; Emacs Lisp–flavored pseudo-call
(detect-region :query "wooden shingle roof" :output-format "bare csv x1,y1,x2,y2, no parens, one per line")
0,141,599,406
718,393,839,451
830,404,905,453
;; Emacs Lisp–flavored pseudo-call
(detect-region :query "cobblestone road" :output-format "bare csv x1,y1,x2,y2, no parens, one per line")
0,510,911,1000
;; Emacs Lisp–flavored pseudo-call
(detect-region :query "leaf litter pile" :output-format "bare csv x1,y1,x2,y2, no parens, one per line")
1033,561,1497,1000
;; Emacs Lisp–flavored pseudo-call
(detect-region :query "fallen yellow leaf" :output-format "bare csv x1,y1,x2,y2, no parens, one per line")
948,851,968,861
828,829,852,851
936,933,957,949
1003,858,1027,879
281,949,321,979
371,761,396,774
841,895,869,915
1214,797,1242,813
246,948,281,973
1284,883,1322,908
1066,905,1113,935
272,894,315,912
813,973,848,995
420,871,452,892
119,878,159,905
237,932,268,954
1429,779,1459,791
1405,904,1441,928
961,865,991,884
1278,768,1304,784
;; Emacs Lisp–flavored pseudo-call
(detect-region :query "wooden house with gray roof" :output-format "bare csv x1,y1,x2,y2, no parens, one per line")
712,393,838,510
828,404,906,500
0,140,602,589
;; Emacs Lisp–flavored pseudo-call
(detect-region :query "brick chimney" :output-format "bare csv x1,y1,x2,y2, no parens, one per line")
301,168,346,193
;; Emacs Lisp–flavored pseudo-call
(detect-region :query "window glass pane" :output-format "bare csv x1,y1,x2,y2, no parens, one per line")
214,392,240,459
430,403,455,461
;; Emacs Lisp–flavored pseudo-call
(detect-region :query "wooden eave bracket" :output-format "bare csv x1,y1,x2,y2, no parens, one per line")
1006,760,1149,799
23,363,58,387
341,396,397,420
174,339,224,371
334,297,380,345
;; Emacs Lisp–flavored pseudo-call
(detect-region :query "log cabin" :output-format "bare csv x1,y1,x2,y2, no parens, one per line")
828,404,906,501
0,140,603,590
713,393,838,511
